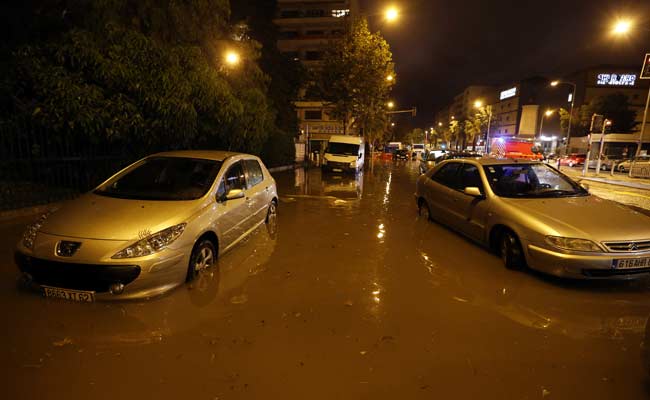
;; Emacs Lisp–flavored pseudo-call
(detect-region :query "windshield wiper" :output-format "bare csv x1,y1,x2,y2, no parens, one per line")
533,190,580,197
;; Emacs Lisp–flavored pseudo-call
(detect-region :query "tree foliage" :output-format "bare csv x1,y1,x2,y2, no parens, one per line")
404,128,425,144
1,0,294,164
559,93,638,137
317,18,395,146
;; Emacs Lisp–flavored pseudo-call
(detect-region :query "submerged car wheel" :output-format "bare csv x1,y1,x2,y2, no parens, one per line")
500,231,525,270
418,199,431,221
187,239,217,282
266,200,277,224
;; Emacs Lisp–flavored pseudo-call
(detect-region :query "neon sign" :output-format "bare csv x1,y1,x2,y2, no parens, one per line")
596,73,636,86
500,87,517,100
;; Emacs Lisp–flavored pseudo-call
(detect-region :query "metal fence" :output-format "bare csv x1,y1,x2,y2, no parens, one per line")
630,162,650,179
0,121,134,211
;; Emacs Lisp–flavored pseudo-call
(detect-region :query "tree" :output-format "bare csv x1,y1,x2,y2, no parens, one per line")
559,93,639,138
0,0,284,161
463,108,491,150
449,120,461,150
317,18,395,146
590,93,638,133
404,128,426,144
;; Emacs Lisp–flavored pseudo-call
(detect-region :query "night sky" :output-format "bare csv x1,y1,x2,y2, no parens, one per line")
363,0,650,128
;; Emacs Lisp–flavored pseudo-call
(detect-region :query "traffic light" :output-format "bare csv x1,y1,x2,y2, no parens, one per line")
642,53,650,80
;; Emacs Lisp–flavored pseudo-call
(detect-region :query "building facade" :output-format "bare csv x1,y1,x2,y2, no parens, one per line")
274,0,360,159
563,65,650,155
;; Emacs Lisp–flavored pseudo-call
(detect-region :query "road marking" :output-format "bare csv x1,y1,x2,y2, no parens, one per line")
611,190,650,201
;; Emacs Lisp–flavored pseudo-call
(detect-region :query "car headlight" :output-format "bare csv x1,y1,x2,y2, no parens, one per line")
22,212,52,249
349,161,356,168
112,223,187,259
545,236,603,252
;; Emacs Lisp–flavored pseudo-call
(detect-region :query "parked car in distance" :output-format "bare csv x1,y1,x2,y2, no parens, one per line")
419,151,481,174
15,151,278,301
617,155,650,172
393,149,410,161
415,158,650,279
586,155,622,171
558,153,586,167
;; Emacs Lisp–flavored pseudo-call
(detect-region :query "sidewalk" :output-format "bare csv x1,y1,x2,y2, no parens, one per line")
561,167,650,191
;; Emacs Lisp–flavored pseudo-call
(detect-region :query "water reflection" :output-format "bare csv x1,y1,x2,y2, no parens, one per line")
280,168,364,210
415,230,650,339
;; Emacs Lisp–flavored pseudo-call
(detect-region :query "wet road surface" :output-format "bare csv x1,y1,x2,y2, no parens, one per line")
2,160,650,399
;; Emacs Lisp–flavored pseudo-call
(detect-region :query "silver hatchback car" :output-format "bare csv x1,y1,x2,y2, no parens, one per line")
16,151,278,300
415,158,650,279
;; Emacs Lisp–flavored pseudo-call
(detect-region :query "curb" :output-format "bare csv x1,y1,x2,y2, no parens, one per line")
269,163,305,173
578,177,650,191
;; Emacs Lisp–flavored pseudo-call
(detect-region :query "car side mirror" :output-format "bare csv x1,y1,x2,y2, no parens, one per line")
219,188,245,202
464,187,483,198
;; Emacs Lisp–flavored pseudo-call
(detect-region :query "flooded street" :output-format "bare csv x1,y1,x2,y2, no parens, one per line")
3,160,650,399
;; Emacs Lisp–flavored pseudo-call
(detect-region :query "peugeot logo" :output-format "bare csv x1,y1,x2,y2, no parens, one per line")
56,241,82,257
628,242,639,251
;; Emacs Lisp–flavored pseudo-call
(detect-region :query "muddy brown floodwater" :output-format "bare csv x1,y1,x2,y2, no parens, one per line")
2,160,650,399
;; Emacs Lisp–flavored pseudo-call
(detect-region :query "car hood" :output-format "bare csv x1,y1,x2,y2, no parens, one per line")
502,195,650,241
41,193,201,240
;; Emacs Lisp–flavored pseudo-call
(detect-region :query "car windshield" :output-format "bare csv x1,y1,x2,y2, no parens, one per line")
326,142,359,156
95,157,222,200
484,163,588,198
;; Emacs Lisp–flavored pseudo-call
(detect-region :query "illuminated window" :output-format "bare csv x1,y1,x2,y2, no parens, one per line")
332,9,350,17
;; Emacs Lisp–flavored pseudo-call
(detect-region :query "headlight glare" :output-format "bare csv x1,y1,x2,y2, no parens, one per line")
546,236,602,252
349,161,356,168
22,212,51,249
112,223,186,259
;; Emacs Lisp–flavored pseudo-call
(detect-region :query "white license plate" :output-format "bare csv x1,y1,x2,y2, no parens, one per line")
43,286,95,302
613,258,650,269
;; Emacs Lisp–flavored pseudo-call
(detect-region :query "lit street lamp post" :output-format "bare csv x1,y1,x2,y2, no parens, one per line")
550,80,576,161
538,109,554,138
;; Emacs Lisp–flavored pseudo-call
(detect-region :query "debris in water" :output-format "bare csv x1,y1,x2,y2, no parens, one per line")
230,294,248,304
542,388,551,397
360,351,367,355
344,300,354,307
53,337,73,347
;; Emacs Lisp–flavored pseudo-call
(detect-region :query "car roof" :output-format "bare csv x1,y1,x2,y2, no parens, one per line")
148,150,251,162
444,157,543,166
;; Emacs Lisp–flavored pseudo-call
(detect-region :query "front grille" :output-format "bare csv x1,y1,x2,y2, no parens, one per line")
15,253,140,292
329,161,351,169
583,268,650,277
602,240,650,253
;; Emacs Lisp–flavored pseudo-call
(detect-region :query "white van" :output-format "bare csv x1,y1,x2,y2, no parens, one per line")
322,135,365,173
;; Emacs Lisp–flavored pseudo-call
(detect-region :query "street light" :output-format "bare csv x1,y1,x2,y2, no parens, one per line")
224,51,240,66
385,6,399,22
474,100,483,108
386,74,394,82
612,18,633,35
549,80,576,159
387,101,395,109
539,109,554,138
438,122,443,127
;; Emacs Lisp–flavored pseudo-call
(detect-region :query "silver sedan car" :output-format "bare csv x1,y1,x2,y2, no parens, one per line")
15,151,278,300
415,158,650,279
